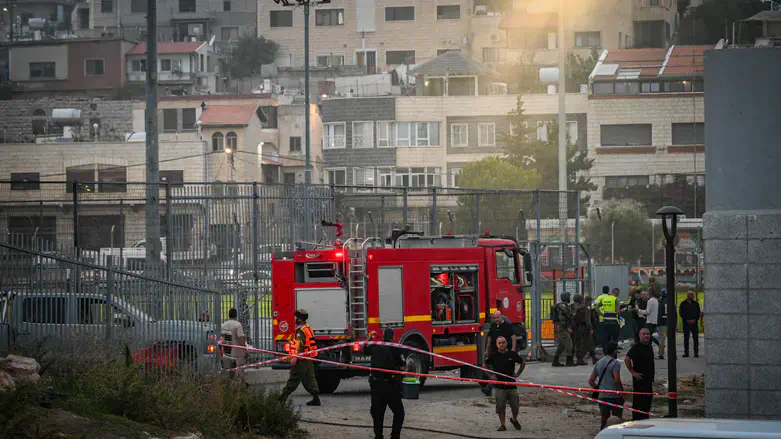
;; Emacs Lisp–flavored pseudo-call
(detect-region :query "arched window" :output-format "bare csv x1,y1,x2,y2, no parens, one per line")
32,109,47,135
225,132,238,151
212,132,224,151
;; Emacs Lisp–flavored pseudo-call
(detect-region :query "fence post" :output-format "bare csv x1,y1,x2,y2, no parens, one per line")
105,255,114,341
474,193,481,235
431,187,438,236
402,187,408,226
72,181,79,259
535,190,542,242
252,183,260,347
380,195,386,238
165,183,172,281
119,200,125,265
575,191,581,295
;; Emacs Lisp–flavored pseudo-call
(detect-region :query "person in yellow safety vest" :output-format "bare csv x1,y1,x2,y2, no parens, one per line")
595,286,610,348
596,288,621,351
279,308,321,406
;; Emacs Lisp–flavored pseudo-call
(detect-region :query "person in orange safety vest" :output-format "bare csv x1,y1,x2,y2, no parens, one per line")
279,308,321,406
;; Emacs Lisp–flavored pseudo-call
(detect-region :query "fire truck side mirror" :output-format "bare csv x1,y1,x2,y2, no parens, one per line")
522,252,533,286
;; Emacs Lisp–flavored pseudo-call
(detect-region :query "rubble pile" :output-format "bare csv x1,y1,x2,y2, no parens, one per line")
0,354,41,391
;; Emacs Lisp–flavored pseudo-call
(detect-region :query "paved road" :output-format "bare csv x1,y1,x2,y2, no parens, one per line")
274,334,705,438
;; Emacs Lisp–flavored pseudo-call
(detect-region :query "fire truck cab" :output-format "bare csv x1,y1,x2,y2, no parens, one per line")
271,231,533,394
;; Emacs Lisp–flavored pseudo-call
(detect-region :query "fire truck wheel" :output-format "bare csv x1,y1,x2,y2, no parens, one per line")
315,371,341,394
403,340,429,388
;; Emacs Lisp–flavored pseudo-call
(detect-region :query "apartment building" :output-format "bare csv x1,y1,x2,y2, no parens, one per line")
4,37,135,97
126,41,219,95
0,0,77,42
87,0,257,47
586,45,710,208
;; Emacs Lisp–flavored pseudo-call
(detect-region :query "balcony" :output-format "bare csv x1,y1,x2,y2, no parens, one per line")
322,135,346,150
352,134,373,149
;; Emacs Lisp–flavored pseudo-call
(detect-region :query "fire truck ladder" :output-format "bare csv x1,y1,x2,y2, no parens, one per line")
345,237,383,338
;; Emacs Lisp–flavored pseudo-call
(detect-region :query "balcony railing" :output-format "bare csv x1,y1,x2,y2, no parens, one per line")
322,135,346,149
352,134,374,149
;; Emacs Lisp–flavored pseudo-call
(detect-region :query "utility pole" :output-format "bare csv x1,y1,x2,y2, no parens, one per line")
145,0,162,281
303,0,312,242
557,0,569,289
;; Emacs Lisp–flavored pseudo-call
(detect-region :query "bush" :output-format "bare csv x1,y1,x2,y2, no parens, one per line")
0,383,47,439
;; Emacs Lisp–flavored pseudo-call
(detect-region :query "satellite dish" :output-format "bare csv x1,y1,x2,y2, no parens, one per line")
208,35,216,46
715,38,725,50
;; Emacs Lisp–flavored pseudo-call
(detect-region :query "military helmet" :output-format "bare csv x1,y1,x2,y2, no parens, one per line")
560,292,571,303
294,308,309,320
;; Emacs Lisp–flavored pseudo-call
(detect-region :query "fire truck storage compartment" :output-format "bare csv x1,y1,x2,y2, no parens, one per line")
296,261,339,283
295,288,348,333
430,264,478,325
377,266,404,325
397,236,478,249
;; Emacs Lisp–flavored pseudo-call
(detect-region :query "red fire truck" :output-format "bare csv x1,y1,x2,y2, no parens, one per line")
271,226,533,393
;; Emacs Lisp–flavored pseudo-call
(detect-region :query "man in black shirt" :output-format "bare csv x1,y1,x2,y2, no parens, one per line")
481,310,516,396
625,327,655,420
364,329,405,439
484,336,525,432
679,291,701,357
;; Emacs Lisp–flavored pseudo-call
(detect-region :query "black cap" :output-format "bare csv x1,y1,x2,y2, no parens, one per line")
602,286,610,294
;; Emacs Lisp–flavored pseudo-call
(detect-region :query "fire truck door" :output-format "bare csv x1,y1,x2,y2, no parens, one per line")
492,248,523,321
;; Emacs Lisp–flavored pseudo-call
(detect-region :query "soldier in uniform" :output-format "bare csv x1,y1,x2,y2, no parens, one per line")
279,309,321,406
552,292,576,367
571,294,590,366
585,296,600,364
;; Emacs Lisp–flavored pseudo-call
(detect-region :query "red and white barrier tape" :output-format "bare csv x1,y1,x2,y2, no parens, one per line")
219,341,662,417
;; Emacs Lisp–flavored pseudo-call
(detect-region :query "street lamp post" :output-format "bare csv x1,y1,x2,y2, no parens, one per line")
611,221,615,263
657,205,684,418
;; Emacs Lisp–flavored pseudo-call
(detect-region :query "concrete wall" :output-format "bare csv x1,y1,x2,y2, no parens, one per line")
703,47,781,419
10,45,68,81
587,94,705,205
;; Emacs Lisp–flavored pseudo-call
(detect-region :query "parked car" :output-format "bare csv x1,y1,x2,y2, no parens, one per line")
595,418,781,439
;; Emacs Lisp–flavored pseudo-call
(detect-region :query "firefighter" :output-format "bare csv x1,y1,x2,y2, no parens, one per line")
365,328,405,439
279,308,321,406
552,292,576,367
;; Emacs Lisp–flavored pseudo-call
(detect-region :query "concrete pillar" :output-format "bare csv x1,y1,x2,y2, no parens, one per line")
703,48,781,419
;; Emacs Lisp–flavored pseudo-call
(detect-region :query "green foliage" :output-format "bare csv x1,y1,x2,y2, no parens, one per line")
603,177,705,219
566,49,600,93
227,36,279,79
0,383,48,439
583,199,654,264
679,0,768,44
458,156,541,191
498,49,599,94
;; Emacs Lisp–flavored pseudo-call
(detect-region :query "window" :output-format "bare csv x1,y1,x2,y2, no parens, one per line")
389,122,440,147
271,10,293,27
604,175,650,189
163,109,178,132
385,6,414,21
385,50,415,65
131,0,145,13
378,167,393,188
482,47,506,63
161,59,172,71
11,173,40,190
394,167,441,189
614,82,640,94
32,108,47,135
496,250,519,284
323,123,346,149
181,108,196,131
601,124,653,146
450,168,462,188
225,132,238,151
160,170,184,186
212,132,224,151
566,121,578,144
221,27,239,41
354,168,375,190
575,32,601,48
478,123,495,146
641,82,661,93
66,167,95,193
179,0,196,13
98,165,127,193
85,59,105,76
29,62,55,79
377,121,393,147
352,122,374,148
665,80,704,93
650,0,660,5
536,121,549,142
22,298,66,324
131,59,146,72
451,124,468,147
283,173,296,185
101,0,113,13
316,54,344,67
593,82,613,95
325,168,346,186
672,123,705,145
259,106,278,129
223,1,231,11
437,5,460,19
316,9,344,26
289,136,302,153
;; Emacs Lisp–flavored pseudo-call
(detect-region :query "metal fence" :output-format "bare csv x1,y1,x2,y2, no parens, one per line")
1,181,586,362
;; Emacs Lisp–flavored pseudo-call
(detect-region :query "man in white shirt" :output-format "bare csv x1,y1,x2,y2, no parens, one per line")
221,308,247,370
638,290,660,356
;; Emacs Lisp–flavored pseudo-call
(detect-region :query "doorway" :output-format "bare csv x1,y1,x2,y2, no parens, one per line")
355,50,377,75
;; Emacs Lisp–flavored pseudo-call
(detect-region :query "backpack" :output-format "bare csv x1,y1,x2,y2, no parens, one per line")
550,303,560,322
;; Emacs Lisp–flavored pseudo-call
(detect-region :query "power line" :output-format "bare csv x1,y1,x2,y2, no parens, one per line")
37,152,215,179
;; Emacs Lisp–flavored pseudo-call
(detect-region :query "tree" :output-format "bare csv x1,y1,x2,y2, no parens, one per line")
498,49,599,94
582,199,654,265
454,156,541,237
226,35,279,80
603,176,705,219
678,0,767,44
498,96,597,216
566,49,599,93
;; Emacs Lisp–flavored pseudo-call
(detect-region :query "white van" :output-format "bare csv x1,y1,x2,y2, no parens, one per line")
595,419,781,439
